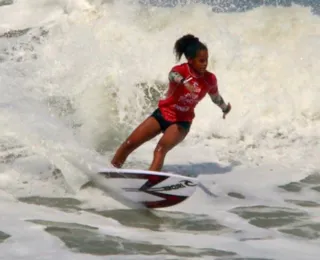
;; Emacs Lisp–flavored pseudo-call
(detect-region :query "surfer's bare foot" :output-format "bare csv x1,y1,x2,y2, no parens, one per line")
111,159,122,168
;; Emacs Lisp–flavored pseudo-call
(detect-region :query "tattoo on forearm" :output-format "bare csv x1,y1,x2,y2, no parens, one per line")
210,93,225,107
169,71,184,84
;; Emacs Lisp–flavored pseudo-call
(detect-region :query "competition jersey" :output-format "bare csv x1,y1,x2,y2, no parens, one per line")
158,63,218,122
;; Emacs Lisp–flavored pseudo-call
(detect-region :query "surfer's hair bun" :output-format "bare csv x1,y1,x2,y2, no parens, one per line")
174,34,207,61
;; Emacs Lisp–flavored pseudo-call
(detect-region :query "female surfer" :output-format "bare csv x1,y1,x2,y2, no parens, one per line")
111,34,231,171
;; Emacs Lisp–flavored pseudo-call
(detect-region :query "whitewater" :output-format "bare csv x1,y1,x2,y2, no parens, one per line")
0,0,319,259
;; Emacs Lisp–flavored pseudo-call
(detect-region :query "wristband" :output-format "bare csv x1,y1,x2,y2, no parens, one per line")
182,77,192,85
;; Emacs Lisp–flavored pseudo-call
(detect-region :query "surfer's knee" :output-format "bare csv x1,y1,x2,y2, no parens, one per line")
154,143,169,157
123,138,138,151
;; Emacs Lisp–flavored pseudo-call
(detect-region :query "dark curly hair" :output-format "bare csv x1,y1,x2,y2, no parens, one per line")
173,34,207,61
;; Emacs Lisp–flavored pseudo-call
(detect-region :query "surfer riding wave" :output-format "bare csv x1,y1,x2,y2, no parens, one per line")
111,34,231,171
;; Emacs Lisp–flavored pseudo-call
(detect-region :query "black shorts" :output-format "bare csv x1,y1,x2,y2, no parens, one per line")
150,108,191,133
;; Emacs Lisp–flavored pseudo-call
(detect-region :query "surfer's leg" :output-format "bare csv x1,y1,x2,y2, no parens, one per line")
149,123,189,171
111,116,161,168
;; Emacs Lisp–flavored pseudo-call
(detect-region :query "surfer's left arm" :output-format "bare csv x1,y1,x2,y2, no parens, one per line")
207,77,231,119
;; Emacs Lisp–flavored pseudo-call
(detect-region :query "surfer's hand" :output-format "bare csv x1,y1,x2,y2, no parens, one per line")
222,103,231,119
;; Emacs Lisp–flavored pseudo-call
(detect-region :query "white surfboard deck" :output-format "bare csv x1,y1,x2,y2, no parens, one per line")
93,168,199,209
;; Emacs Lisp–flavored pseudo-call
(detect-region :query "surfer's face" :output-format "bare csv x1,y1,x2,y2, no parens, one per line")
189,49,208,75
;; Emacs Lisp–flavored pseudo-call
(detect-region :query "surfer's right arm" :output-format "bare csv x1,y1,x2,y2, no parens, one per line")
168,71,195,92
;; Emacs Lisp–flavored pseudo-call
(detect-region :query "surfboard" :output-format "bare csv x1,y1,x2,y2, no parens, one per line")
94,168,198,209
